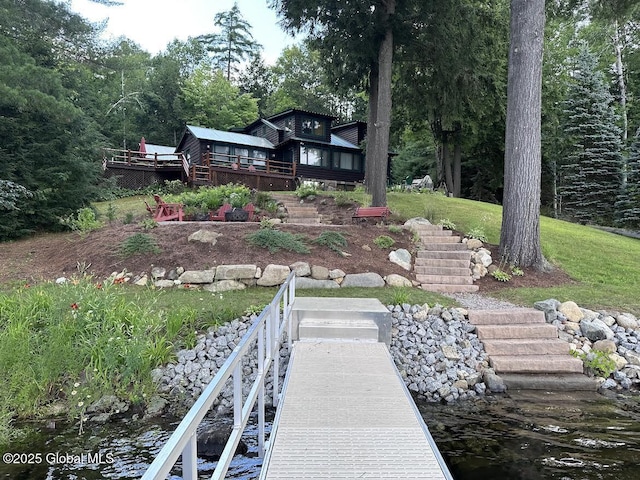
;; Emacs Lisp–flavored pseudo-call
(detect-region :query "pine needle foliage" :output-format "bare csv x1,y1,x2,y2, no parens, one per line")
616,129,640,228
559,43,623,225
245,228,310,254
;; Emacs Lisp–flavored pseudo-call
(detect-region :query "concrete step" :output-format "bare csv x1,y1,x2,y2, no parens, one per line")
412,229,453,237
489,354,584,374
414,266,471,276
291,297,392,345
415,274,473,285
298,317,379,343
482,338,570,356
500,374,597,391
286,206,318,213
475,324,559,340
420,284,479,293
468,308,546,325
414,258,471,268
416,250,471,260
286,216,321,224
417,236,462,244
418,243,468,251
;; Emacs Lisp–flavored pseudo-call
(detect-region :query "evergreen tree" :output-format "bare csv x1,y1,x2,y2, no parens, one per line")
198,3,262,81
559,43,623,224
617,129,640,227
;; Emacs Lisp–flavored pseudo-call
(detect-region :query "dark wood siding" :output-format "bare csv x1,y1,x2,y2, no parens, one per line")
296,164,364,183
271,115,295,143
180,133,202,165
332,122,367,146
251,123,279,145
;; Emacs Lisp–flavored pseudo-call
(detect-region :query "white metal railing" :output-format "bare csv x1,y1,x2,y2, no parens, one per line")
141,272,296,480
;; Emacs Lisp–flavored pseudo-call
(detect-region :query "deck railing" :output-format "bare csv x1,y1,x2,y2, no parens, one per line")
200,151,296,177
141,272,296,480
104,148,185,169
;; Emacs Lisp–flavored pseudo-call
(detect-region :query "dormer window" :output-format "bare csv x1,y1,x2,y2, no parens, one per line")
301,117,326,137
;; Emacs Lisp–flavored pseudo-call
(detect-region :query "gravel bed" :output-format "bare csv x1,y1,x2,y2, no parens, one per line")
442,292,523,310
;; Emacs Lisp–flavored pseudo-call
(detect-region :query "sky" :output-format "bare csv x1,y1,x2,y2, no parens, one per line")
68,0,299,64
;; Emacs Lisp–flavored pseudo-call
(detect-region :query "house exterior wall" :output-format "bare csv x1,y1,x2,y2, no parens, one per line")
332,122,366,146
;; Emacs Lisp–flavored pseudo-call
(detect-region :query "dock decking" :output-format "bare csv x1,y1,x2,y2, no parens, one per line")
260,340,452,479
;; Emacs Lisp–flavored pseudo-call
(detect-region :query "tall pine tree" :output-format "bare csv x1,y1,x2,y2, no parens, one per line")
617,128,640,227
559,43,623,224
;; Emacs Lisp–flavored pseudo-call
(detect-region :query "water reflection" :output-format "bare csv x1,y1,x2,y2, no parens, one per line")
419,390,640,480
2,391,639,479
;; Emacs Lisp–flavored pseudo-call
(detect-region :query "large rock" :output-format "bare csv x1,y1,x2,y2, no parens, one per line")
257,264,290,286
340,272,385,288
289,261,311,277
295,277,339,289
384,274,412,287
624,350,640,367
580,318,615,341
610,353,628,370
155,280,175,289
203,280,246,293
404,217,431,230
617,314,639,330
472,249,492,268
188,230,222,246
215,264,257,280
388,248,412,271
534,299,560,323
179,270,215,284
466,238,483,250
483,370,506,393
559,301,584,322
310,265,330,280
592,339,617,354
329,269,346,280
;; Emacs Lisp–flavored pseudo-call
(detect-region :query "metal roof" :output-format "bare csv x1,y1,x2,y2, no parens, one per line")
144,143,180,160
187,125,275,150
330,134,359,149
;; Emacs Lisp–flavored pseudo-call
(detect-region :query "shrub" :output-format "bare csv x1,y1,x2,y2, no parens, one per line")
118,233,161,257
246,229,310,253
314,231,348,254
572,350,616,378
439,218,456,230
60,207,102,236
388,225,403,234
334,191,352,207
373,235,395,249
123,212,135,225
466,226,488,242
491,269,512,282
295,183,319,199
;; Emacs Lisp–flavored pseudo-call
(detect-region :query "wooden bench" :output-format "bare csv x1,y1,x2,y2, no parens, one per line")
209,203,232,221
352,206,392,222
145,194,183,222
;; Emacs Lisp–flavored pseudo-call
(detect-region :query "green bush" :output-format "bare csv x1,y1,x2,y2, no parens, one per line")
572,350,616,378
314,231,348,254
60,207,102,236
118,233,161,257
373,235,395,249
388,225,403,234
466,226,488,242
246,229,310,253
295,183,319,199
334,191,352,207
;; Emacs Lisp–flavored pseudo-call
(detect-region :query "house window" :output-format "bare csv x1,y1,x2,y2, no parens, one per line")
300,146,329,167
301,117,326,137
333,151,362,171
214,144,230,162
252,149,266,168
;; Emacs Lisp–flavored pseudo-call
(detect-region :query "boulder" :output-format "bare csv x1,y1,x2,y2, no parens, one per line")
310,265,330,280
203,280,246,293
559,301,584,322
289,261,311,277
592,339,617,354
565,321,581,334
466,238,483,250
151,267,166,280
388,248,412,271
534,299,560,323
473,249,492,267
155,280,175,289
384,274,412,287
295,277,339,289
329,268,346,280
361,244,372,251
179,270,216,284
134,275,148,286
404,217,431,230
610,352,628,370
188,230,222,246
483,370,506,393
624,350,640,367
617,314,639,330
580,318,615,342
215,264,257,280
340,272,385,288
257,264,290,286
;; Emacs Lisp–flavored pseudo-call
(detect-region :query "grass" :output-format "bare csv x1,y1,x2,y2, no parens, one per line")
336,190,640,314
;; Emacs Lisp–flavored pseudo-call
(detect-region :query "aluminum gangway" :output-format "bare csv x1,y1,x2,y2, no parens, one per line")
141,277,453,479
259,297,453,479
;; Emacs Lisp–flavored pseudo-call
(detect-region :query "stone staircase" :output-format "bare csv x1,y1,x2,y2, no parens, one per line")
468,308,597,391
271,194,322,224
412,224,478,293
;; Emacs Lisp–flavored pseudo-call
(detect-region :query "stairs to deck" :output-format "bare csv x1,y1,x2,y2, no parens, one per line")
412,224,478,293
271,194,322,224
468,309,596,391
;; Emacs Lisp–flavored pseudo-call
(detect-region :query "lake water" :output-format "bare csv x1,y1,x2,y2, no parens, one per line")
2,391,639,479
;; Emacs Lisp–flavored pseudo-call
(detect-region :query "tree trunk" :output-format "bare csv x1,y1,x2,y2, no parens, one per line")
613,21,628,144
370,0,395,207
499,0,546,269
365,64,379,193
453,134,462,197
443,140,453,195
